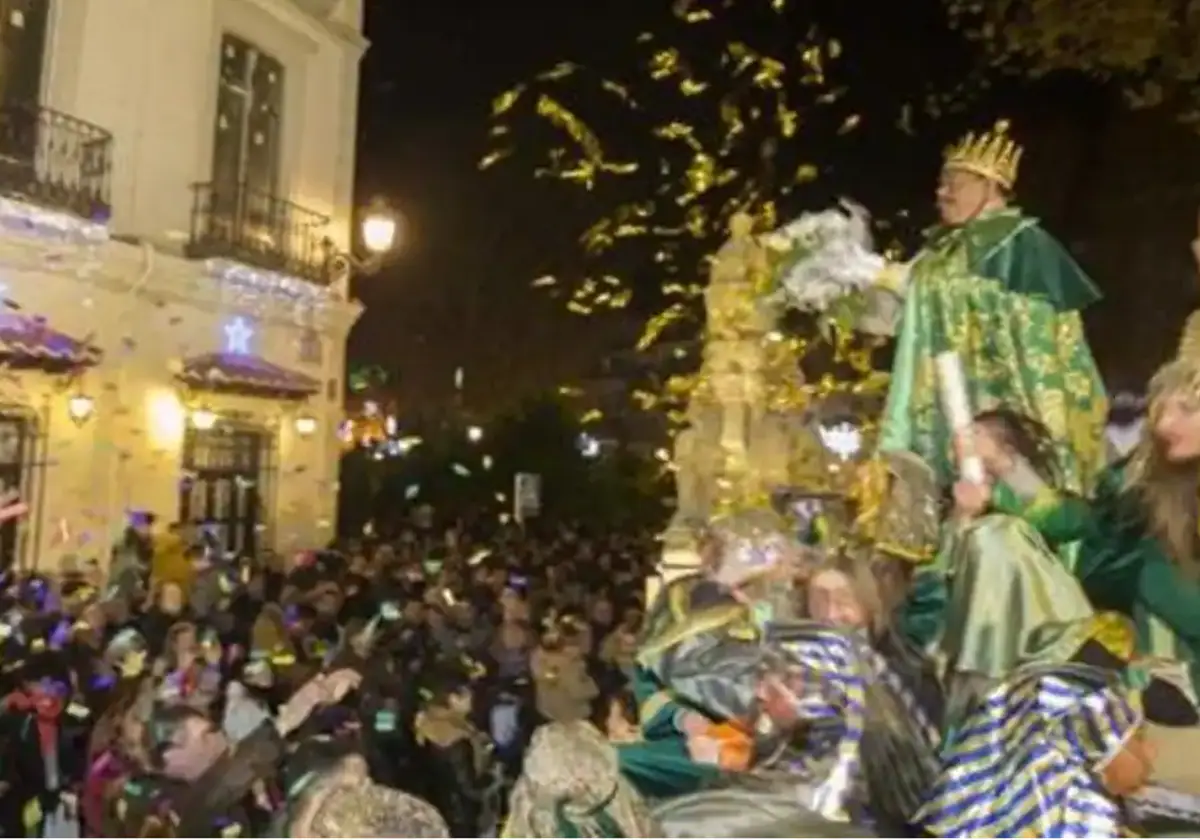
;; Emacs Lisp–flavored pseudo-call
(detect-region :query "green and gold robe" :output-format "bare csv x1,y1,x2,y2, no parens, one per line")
879,207,1108,492
616,574,734,799
992,457,1200,691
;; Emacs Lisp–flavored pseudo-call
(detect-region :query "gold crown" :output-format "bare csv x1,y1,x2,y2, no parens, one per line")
943,120,1023,189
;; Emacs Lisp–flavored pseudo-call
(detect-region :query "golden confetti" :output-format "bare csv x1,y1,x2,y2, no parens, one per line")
479,3,906,419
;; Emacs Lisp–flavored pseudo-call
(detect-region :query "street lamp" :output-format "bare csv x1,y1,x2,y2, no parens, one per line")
466,425,483,443
190,406,218,430
361,199,397,255
67,393,94,426
327,199,400,287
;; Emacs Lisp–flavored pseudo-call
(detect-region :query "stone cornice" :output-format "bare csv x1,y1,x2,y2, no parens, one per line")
0,233,364,338
246,0,368,55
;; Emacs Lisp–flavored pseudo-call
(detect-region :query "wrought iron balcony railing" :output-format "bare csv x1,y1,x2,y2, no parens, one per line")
186,182,333,284
0,101,113,221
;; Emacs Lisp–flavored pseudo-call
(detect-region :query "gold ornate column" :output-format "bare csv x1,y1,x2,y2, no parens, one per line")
652,213,781,600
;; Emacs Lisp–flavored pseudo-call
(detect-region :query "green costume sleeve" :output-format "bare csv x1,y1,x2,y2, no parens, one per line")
639,688,684,740
1136,546,1200,653
898,569,947,649
632,666,683,739
991,483,1092,547
616,738,721,799
973,217,1101,312
1066,461,1144,612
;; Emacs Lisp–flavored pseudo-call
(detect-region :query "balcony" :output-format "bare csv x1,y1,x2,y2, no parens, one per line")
186,182,332,284
0,101,112,221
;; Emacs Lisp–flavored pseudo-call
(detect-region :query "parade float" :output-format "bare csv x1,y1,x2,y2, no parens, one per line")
638,203,1200,836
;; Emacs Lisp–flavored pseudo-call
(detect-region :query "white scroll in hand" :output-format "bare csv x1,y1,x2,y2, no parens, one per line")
935,351,986,484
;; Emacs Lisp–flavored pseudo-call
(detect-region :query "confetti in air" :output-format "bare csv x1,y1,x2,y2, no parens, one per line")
480,0,970,430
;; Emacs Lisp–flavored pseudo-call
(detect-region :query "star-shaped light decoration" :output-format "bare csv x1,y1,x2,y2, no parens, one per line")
224,317,253,354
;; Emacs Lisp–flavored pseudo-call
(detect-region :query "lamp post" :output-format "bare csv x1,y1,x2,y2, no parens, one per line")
328,198,400,288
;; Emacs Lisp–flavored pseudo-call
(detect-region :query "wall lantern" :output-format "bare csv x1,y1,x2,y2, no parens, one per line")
67,393,95,426
361,198,398,255
294,413,318,437
190,406,218,430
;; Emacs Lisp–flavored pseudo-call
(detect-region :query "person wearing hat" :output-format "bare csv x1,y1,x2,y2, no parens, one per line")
620,505,806,799
869,121,1106,493
950,227,1200,780
504,721,659,837
117,666,360,837
914,663,1152,837
284,752,448,837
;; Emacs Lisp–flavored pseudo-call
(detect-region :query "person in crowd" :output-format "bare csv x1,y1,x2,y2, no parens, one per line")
504,720,659,837
414,659,501,836
283,752,448,837
531,613,598,724
111,668,359,837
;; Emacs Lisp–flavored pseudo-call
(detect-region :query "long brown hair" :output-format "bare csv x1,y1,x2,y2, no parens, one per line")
805,551,887,638
1127,407,1200,577
87,677,153,765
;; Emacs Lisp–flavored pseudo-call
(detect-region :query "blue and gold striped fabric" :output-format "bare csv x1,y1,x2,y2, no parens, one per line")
777,629,869,821
915,667,1137,838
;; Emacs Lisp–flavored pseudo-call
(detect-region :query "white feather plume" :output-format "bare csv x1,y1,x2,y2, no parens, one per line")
766,200,886,312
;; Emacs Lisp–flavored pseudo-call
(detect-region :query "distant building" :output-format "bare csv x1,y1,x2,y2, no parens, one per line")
0,0,367,568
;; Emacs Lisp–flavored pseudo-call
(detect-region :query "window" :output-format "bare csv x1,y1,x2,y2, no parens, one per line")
0,0,48,104
0,408,38,571
211,33,284,196
298,327,322,364
179,424,275,557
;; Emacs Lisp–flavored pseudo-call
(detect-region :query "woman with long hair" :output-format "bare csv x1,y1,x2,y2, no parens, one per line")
970,219,1200,793
81,677,154,836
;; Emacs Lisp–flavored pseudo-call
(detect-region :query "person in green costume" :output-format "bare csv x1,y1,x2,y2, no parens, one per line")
831,433,1106,736
970,308,1200,719
869,121,1108,492
620,506,806,799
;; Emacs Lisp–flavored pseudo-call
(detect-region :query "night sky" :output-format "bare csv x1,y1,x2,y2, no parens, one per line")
350,0,648,409
347,0,1157,409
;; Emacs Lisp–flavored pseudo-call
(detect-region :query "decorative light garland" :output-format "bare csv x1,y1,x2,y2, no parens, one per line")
0,197,109,243
205,258,342,302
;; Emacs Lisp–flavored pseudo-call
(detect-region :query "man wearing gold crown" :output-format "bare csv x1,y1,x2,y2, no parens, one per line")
830,122,1108,492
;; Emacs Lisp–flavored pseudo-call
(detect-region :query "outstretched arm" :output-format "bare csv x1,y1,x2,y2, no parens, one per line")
989,456,1093,546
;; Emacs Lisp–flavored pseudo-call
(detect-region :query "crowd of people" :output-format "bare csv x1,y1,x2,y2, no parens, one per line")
9,119,1200,838
0,520,655,837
